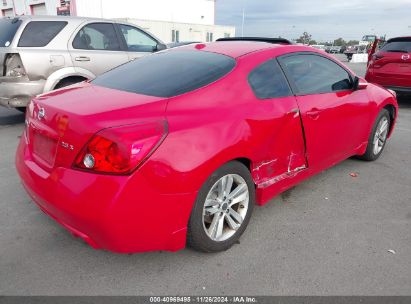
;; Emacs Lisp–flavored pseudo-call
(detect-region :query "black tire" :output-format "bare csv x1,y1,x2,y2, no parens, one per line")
187,161,255,252
358,109,391,161
16,107,26,113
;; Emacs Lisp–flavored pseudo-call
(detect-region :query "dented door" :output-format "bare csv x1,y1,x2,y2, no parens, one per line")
246,58,307,185
250,95,307,185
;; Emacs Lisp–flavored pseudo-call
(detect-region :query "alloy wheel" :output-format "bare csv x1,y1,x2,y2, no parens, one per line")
373,116,389,155
202,174,249,242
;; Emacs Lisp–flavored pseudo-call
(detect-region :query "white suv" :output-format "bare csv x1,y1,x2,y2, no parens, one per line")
0,16,166,111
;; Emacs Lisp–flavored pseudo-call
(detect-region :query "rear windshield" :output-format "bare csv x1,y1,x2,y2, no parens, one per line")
381,40,411,53
93,50,236,98
0,18,22,47
18,21,67,47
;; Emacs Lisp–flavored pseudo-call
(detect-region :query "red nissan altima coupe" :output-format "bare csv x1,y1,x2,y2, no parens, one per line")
16,38,398,253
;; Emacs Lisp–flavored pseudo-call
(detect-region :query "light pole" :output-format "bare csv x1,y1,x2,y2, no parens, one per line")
241,0,246,37
100,0,104,18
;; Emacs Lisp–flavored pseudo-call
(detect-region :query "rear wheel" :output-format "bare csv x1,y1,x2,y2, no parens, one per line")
187,161,255,252
359,109,390,161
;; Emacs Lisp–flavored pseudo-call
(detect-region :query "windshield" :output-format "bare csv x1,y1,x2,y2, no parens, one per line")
381,40,411,53
93,50,236,98
0,18,22,47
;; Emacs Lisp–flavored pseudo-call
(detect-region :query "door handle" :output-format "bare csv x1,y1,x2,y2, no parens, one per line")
75,56,90,62
306,108,321,120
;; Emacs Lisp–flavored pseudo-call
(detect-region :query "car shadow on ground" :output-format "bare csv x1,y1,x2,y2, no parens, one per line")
397,95,411,109
0,110,25,126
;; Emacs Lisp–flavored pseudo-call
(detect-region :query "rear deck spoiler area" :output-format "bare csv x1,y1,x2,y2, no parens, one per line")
216,37,292,45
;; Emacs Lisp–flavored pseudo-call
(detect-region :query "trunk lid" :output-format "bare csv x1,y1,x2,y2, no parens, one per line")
26,82,168,172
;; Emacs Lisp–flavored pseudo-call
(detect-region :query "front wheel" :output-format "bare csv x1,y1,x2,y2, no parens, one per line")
359,109,390,161
187,161,255,252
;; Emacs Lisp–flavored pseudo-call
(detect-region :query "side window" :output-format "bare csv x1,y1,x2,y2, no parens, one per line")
248,59,292,99
119,24,158,52
73,23,121,51
278,54,353,95
18,21,67,47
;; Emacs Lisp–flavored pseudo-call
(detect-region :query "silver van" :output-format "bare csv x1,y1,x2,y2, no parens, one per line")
0,16,166,111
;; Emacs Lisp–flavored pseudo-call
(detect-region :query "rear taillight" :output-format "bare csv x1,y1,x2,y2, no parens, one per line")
74,121,168,175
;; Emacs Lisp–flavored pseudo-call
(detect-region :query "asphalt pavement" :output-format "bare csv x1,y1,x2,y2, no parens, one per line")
0,55,410,295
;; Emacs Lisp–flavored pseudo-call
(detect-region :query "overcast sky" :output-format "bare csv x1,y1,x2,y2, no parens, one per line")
216,0,411,42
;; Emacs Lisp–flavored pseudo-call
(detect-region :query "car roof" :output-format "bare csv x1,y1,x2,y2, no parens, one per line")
181,41,318,58
173,41,356,75
182,41,295,58
11,15,115,23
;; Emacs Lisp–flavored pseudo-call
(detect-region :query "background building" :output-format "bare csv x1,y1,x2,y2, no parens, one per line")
0,0,235,43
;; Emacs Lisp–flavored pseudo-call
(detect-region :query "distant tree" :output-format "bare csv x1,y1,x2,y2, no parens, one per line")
309,39,317,45
333,37,346,46
296,32,312,45
347,40,360,46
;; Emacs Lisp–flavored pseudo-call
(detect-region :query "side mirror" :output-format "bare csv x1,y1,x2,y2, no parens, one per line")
353,76,368,90
155,43,167,52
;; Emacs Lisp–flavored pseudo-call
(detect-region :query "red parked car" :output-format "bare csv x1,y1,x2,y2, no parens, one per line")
16,38,398,253
366,36,411,94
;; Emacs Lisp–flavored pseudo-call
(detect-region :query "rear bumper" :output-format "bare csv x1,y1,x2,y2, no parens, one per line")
365,70,411,95
16,135,195,253
0,76,45,108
